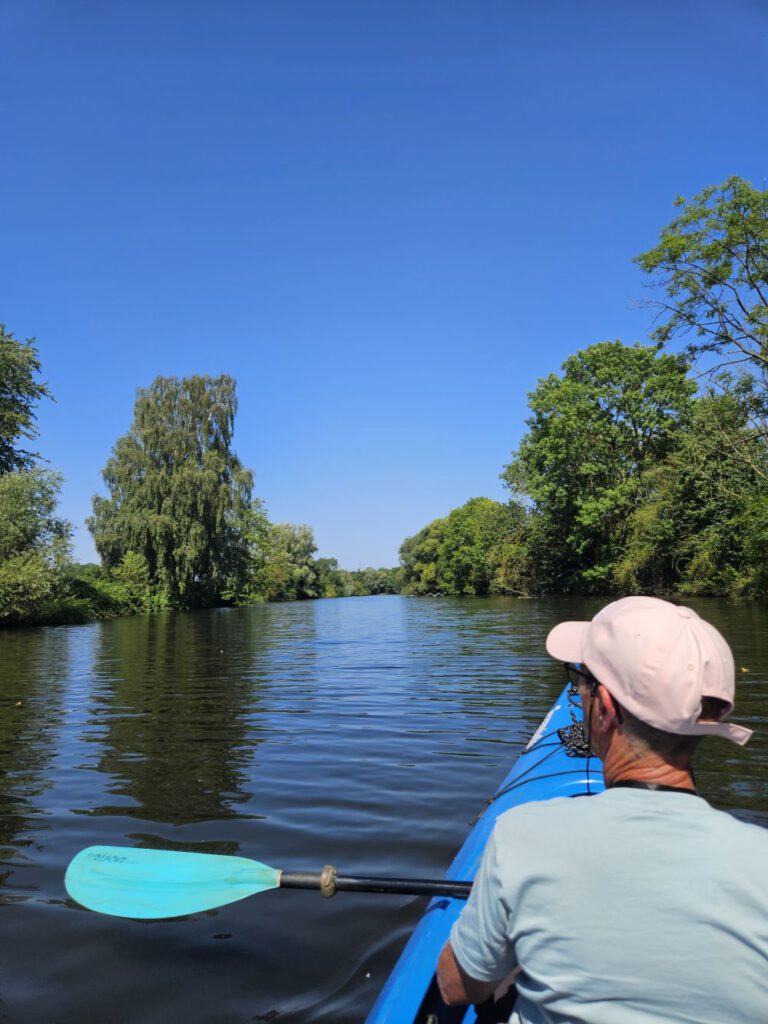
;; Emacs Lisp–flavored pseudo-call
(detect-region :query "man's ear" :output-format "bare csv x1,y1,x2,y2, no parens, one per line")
597,684,620,729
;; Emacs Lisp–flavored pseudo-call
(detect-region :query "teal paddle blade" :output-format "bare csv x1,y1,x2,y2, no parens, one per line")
65,846,281,919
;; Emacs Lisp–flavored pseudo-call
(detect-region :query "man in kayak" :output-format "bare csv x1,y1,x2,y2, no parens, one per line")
437,595,768,1022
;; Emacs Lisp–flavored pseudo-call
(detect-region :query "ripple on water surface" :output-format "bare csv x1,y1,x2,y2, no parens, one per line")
0,595,765,1022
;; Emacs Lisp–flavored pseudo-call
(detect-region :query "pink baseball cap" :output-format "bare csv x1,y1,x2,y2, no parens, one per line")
546,596,752,745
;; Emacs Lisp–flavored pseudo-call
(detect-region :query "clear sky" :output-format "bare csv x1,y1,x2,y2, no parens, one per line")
2,1,766,568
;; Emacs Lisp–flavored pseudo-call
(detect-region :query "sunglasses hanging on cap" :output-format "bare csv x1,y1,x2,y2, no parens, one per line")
565,664,597,693
564,664,624,724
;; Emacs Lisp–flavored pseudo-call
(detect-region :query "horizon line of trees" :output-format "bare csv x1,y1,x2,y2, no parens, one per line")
3,175,767,625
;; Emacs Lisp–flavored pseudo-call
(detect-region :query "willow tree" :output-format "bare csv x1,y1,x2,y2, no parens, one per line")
88,375,255,608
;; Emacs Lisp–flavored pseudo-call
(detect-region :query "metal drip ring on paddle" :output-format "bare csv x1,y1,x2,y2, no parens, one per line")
320,864,337,897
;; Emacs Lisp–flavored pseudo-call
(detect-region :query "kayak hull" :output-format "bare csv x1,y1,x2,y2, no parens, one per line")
365,683,604,1023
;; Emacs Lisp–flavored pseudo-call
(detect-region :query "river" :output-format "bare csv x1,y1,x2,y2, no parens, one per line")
0,595,765,1022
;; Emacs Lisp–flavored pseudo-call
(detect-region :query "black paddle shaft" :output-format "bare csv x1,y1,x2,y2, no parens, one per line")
279,866,472,900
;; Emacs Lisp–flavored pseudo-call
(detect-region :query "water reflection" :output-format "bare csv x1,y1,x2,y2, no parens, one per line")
0,626,73,901
75,612,272,826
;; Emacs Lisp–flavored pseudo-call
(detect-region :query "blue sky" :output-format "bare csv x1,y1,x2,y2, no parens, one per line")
2,1,766,568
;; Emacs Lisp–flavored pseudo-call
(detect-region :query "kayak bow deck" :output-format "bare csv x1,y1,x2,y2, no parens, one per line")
365,682,603,1023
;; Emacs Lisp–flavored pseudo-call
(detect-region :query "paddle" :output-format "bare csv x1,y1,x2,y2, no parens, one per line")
65,846,473,919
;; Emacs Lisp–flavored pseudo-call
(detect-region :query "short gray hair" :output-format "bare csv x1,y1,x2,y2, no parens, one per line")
620,707,700,760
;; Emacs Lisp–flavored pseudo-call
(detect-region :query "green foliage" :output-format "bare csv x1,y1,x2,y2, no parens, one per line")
41,559,165,624
610,461,678,594
400,497,527,596
261,523,320,601
307,560,402,598
88,375,255,609
0,469,72,623
739,492,768,595
671,386,764,596
630,177,768,595
502,341,696,593
81,369,402,612
219,500,272,605
0,338,397,625
0,551,60,623
349,566,403,596
314,557,346,597
8,175,767,620
404,338,768,601
400,342,767,601
112,551,153,612
0,325,52,474
52,563,132,623
615,382,768,597
635,176,768,374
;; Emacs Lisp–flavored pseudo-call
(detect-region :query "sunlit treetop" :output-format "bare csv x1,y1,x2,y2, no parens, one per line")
635,176,768,376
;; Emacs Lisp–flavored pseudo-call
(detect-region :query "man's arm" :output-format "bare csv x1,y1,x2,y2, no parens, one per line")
437,940,499,1007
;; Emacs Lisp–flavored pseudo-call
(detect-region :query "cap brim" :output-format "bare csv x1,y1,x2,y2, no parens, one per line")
686,720,753,746
546,620,590,664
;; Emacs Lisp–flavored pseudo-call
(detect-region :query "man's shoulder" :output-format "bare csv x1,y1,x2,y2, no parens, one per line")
493,790,768,845
494,793,598,834
703,805,768,846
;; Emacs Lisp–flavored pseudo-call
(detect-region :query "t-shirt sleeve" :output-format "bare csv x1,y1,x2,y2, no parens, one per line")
449,826,519,983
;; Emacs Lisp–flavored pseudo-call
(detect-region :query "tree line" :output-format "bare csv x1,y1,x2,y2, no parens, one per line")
2,175,767,625
399,177,768,599
0,351,399,626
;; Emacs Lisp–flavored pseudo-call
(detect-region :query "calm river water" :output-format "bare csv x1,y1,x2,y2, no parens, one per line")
0,595,766,1023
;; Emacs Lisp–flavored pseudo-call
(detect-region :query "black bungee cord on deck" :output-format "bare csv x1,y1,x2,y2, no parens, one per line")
558,678,593,758
472,680,600,824
558,667,602,795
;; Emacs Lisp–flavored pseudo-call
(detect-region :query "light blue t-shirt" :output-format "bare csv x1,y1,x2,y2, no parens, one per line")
450,788,768,1023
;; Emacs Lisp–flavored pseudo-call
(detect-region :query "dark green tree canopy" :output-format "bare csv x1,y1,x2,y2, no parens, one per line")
615,379,768,597
263,523,319,601
399,497,525,596
0,325,52,474
635,177,768,376
88,375,255,608
502,341,696,592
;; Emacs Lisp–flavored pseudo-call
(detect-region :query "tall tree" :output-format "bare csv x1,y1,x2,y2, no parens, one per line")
502,341,695,592
635,177,768,377
0,325,52,474
88,375,255,608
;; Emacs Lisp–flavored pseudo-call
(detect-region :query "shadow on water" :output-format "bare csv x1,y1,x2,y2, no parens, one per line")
0,595,764,1023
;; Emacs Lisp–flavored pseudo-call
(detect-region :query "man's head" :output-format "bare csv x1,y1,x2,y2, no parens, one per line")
546,596,752,747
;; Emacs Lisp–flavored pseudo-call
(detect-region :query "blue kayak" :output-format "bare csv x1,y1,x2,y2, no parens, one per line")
365,682,604,1023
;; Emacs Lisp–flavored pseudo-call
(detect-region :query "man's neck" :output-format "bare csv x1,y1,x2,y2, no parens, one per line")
602,745,696,791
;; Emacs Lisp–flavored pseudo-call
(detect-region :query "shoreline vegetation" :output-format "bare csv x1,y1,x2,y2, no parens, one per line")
3,176,768,629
